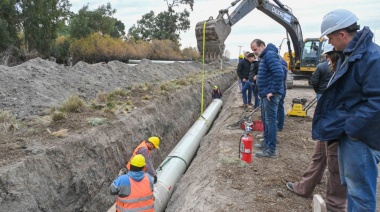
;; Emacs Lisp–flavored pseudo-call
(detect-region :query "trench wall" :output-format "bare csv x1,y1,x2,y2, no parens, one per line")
0,72,234,212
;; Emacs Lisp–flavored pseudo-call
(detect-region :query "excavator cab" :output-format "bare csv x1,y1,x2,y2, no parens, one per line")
299,39,327,72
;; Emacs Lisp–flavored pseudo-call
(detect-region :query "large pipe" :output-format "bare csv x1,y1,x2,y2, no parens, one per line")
107,99,222,212
154,99,223,212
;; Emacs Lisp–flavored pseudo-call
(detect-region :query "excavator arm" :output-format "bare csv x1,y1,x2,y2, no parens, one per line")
195,0,303,64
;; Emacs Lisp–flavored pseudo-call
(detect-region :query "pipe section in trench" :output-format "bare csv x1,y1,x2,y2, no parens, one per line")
154,98,223,211
107,99,223,212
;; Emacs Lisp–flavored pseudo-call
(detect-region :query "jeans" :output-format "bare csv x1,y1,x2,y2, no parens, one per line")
277,91,286,130
316,93,322,101
338,136,380,212
252,83,260,108
262,94,281,153
241,80,252,105
238,79,242,92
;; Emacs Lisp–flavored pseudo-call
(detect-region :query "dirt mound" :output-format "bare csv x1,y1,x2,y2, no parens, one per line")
0,58,221,119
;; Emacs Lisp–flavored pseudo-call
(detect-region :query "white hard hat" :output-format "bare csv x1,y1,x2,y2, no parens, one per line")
321,43,334,55
320,9,358,38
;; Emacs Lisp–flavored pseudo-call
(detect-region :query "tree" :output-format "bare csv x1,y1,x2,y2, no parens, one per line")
128,0,194,44
0,0,21,51
19,0,72,57
69,3,125,39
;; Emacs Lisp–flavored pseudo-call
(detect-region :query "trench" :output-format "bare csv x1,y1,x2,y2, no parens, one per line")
0,72,235,211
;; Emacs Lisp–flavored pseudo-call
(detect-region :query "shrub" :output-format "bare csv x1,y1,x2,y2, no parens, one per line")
60,95,85,112
87,117,108,126
51,111,66,122
160,82,168,91
96,90,107,103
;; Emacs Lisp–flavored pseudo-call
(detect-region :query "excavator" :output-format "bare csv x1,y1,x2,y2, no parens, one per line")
195,0,327,88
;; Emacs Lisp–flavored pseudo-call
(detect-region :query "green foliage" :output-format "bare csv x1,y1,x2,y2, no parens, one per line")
128,0,194,44
59,95,85,112
51,35,71,64
69,3,125,39
87,117,108,126
0,0,21,51
20,0,72,57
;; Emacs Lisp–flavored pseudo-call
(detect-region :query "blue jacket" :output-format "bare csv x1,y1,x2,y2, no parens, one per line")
110,171,154,196
280,59,288,91
312,27,380,150
257,43,284,97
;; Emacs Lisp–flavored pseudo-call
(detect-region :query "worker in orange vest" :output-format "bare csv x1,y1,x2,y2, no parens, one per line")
126,136,160,183
110,154,154,212
211,85,222,99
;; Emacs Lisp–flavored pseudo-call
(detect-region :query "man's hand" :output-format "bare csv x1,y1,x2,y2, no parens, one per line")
266,93,273,101
154,175,158,184
118,168,127,176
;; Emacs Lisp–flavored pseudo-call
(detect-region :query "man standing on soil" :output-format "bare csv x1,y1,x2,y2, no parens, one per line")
237,51,253,108
313,9,380,211
126,136,160,183
251,39,284,158
111,154,154,211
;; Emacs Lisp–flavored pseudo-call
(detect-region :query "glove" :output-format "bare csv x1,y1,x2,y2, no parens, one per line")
154,175,157,184
118,168,127,176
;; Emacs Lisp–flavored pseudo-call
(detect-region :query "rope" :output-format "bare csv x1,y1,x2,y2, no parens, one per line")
200,21,207,115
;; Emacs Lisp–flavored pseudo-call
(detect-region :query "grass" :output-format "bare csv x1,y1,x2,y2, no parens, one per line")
96,90,107,103
0,110,17,132
220,157,249,167
87,117,109,126
60,95,85,112
51,111,66,122
160,82,169,91
50,129,68,138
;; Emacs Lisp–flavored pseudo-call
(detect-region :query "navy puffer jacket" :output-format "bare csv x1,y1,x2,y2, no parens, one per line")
256,43,284,97
312,27,380,150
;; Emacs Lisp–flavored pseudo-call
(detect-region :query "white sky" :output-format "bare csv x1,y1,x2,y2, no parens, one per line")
70,0,380,59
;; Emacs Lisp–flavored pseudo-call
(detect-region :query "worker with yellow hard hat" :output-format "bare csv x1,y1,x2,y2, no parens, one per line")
110,154,154,212
212,85,222,99
126,136,160,183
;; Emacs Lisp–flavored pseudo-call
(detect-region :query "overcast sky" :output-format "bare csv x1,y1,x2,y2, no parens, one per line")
70,0,380,59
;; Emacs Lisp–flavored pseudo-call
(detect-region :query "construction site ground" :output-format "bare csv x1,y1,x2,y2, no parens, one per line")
1,59,380,211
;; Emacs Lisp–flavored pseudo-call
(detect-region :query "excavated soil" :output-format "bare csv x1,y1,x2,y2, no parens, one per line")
1,58,379,212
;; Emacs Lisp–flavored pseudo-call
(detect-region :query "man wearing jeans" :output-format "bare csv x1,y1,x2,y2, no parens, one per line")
251,39,284,158
314,9,380,211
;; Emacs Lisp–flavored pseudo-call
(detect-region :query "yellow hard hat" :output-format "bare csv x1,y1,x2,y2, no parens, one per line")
148,136,160,149
130,154,146,167
238,54,244,59
214,85,218,89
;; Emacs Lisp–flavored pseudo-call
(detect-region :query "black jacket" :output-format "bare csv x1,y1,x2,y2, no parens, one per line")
237,58,251,80
248,60,259,83
310,61,333,94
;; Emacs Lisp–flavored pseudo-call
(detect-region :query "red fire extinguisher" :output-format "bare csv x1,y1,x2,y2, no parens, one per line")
239,132,253,163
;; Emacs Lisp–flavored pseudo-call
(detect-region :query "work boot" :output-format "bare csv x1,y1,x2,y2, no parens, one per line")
239,104,248,108
255,150,278,158
254,142,264,149
248,102,253,106
286,182,294,192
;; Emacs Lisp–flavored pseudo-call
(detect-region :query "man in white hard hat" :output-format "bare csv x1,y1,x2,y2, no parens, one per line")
313,9,380,211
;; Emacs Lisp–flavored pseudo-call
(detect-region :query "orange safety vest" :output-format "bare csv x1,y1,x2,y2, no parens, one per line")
115,174,154,212
126,141,151,172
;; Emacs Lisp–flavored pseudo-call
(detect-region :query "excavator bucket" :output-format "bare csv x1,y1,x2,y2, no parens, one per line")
195,17,231,61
